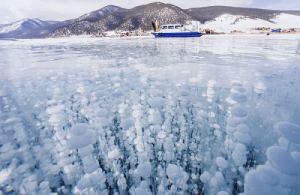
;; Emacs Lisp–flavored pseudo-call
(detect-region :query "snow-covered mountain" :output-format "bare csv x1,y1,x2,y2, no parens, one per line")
76,5,126,22
0,19,58,38
0,5,124,39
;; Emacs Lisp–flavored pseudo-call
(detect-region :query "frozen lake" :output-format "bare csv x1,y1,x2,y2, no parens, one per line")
1,35,300,195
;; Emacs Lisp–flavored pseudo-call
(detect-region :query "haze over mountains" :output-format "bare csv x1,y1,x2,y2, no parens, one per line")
1,2,300,38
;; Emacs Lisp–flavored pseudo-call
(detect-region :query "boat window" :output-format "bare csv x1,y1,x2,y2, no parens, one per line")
168,26,174,29
175,25,181,29
161,26,168,29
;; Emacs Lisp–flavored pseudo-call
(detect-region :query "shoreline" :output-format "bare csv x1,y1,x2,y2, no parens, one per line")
1,33,300,43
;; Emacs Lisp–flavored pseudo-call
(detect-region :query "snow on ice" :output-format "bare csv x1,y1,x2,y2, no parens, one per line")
0,35,300,194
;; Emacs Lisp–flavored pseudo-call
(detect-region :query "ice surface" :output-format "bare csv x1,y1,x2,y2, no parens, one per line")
1,35,300,194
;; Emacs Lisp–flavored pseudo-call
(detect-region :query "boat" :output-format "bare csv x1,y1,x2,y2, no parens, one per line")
153,21,202,38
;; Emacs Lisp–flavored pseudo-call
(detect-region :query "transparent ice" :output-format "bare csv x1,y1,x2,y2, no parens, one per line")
0,35,300,195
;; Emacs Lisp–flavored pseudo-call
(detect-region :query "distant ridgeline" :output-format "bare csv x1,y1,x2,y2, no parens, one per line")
1,2,300,38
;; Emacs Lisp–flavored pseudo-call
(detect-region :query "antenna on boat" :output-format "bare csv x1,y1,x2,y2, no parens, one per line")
152,21,156,32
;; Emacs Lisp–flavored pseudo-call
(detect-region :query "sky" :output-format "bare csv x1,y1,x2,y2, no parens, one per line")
1,0,300,24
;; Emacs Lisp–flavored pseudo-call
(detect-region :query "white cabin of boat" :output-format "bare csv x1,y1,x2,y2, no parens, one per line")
158,21,201,33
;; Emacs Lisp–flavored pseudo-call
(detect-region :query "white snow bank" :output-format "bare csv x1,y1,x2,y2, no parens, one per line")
201,14,300,33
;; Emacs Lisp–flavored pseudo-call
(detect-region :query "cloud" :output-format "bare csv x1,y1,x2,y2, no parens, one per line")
263,0,300,10
0,0,256,24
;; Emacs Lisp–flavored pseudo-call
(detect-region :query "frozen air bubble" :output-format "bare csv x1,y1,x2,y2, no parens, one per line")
96,108,108,118
235,143,247,155
207,79,217,87
216,157,228,169
234,132,251,144
121,118,135,129
189,78,200,82
230,93,247,102
232,143,247,166
83,155,99,174
256,165,280,186
275,122,300,144
148,97,165,108
253,82,267,94
231,81,243,86
111,91,123,98
39,181,49,190
167,164,180,181
227,117,240,127
266,146,300,175
226,97,237,104
49,113,65,125
226,125,236,133
157,131,166,139
108,149,120,159
136,161,151,179
46,105,64,115
0,142,12,153
278,137,289,150
231,86,246,93
291,151,300,163
4,117,20,124
180,90,190,96
71,123,89,136
232,151,247,166
244,170,285,195
236,124,250,133
149,88,162,97
230,105,247,117
217,191,229,195
208,112,215,118
95,90,108,97
200,171,211,183
265,161,299,188
68,128,95,150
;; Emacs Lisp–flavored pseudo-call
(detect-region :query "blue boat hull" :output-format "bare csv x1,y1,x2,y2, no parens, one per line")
154,32,202,38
